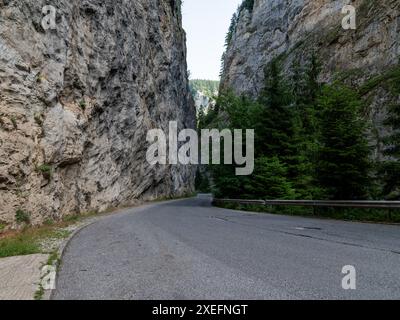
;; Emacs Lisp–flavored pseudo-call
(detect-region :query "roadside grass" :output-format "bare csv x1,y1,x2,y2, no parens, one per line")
34,284,45,301
0,211,99,259
215,202,400,224
0,233,40,258
47,250,60,268
0,226,71,258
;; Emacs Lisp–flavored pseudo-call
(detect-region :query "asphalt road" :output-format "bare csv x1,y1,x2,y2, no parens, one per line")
53,195,400,300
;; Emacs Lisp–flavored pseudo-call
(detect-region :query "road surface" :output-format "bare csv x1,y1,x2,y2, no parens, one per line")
53,195,400,300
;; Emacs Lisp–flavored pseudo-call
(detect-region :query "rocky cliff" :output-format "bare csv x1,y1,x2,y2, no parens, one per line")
0,0,196,226
221,0,399,158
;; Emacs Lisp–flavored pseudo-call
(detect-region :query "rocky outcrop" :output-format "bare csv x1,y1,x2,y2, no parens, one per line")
222,0,399,95
0,0,196,226
221,0,399,158
193,90,211,112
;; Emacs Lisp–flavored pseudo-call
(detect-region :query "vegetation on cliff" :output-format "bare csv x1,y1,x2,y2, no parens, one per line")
221,0,255,75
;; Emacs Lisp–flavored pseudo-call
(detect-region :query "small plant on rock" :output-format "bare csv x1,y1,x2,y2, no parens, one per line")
79,99,87,110
36,73,46,84
37,164,52,180
34,114,43,127
15,209,30,224
10,116,17,130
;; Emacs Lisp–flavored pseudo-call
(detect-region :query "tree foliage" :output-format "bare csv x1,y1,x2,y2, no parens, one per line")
380,97,400,199
202,55,376,201
316,84,371,200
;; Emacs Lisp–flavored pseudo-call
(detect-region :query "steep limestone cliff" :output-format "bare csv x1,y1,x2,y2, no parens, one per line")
221,0,399,158
222,0,399,95
0,0,195,226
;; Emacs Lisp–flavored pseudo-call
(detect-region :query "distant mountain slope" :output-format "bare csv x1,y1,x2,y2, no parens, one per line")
189,79,219,113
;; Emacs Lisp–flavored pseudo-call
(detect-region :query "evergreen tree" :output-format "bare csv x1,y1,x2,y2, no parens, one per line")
225,13,238,48
212,164,244,199
195,167,211,193
239,0,255,13
292,53,321,137
243,157,295,200
256,58,313,199
210,92,261,199
289,55,323,198
256,58,294,160
380,101,400,199
316,83,371,200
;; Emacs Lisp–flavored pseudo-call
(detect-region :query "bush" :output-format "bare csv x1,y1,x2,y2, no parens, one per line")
15,209,30,224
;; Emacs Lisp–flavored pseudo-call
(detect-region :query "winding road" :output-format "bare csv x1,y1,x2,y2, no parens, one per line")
53,195,400,300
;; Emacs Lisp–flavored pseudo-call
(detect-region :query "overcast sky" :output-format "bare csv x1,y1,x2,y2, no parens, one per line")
182,0,242,81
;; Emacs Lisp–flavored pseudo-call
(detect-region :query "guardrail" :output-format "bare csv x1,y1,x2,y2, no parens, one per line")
213,199,400,209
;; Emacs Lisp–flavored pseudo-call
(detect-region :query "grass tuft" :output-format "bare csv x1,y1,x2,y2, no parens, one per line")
37,164,51,174
36,164,52,180
10,116,17,130
34,285,45,300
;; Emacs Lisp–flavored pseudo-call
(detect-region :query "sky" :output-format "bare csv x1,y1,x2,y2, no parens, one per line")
182,0,242,81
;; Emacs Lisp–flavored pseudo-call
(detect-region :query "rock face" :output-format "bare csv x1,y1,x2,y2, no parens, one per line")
0,0,196,226
222,0,399,95
221,0,399,157
193,90,212,113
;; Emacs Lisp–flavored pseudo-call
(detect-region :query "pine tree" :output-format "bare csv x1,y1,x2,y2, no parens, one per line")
289,55,323,198
225,13,238,48
239,0,255,13
380,101,400,199
209,92,261,199
243,157,295,200
257,58,315,199
316,83,371,200
256,58,294,160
